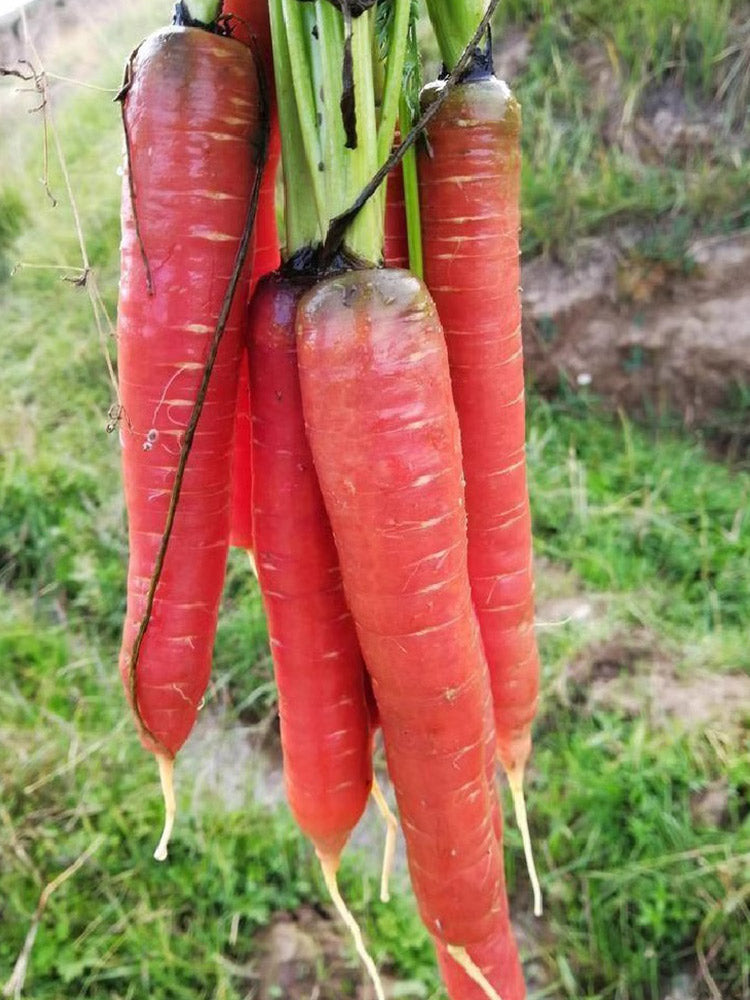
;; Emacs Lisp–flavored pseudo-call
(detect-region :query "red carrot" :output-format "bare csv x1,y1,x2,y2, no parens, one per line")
249,270,383,996
228,353,254,553
383,157,409,269
224,0,281,554
419,72,542,914
297,268,522,978
116,19,262,857
224,0,279,274
227,137,280,555
435,912,526,1000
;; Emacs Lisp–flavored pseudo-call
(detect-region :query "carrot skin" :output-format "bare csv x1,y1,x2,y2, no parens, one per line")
225,0,281,553
384,160,410,270
227,136,281,552
249,273,373,861
229,350,254,551
435,914,526,1000
296,268,507,946
224,0,275,88
419,77,540,777
117,27,261,757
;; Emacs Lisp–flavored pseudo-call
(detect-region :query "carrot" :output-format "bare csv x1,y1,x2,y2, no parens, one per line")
224,0,274,81
418,67,543,914
435,914,526,1000
227,145,281,558
296,268,519,962
383,156,409,269
249,271,372,860
228,353,254,554
226,136,281,555
224,0,281,555
116,13,262,858
248,270,384,997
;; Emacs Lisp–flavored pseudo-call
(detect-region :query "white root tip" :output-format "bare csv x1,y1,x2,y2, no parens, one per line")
318,854,385,1000
153,754,176,862
446,944,503,1000
371,777,398,903
507,767,543,918
247,550,258,578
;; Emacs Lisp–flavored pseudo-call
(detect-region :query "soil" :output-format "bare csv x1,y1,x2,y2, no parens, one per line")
522,230,750,439
252,907,395,1000
563,626,750,731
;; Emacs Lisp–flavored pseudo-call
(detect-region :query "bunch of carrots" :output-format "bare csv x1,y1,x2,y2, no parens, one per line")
115,0,542,996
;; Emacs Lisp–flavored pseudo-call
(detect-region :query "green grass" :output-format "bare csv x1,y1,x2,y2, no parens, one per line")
498,0,738,95
493,0,750,257
2,3,749,999
529,397,750,636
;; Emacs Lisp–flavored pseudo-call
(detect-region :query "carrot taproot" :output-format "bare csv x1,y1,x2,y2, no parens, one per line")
224,0,281,555
116,20,262,857
248,270,384,998
418,73,542,915
296,267,515,954
226,134,280,556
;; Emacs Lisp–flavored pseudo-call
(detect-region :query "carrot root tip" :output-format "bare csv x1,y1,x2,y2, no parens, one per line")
318,853,385,1000
371,777,398,904
153,754,176,862
507,765,543,918
247,550,258,578
446,944,503,1000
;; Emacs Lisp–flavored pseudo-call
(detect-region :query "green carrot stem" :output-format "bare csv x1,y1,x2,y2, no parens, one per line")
345,10,381,262
424,0,487,71
376,0,411,169
280,0,328,231
181,0,223,25
399,99,423,279
269,0,324,253
315,3,347,221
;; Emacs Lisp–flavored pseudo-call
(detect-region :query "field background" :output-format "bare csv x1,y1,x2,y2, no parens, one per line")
1,1,749,998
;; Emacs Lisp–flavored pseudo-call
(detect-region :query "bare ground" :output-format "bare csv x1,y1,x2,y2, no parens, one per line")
523,230,750,435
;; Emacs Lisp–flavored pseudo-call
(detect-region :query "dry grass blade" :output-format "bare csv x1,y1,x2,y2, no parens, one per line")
2,835,104,1000
695,882,750,1000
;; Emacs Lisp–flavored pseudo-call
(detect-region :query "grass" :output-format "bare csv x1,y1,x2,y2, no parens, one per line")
1,3,749,999
493,0,750,258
